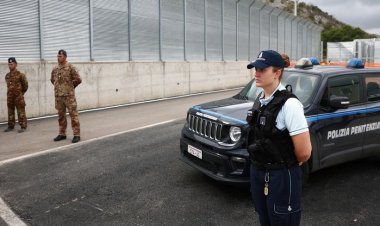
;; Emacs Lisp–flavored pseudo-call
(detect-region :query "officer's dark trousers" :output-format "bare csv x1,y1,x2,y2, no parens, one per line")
250,165,302,226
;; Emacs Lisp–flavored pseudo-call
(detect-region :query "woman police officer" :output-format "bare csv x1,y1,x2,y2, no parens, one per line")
246,50,311,226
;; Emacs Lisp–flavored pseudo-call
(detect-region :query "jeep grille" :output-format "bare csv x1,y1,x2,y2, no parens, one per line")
188,114,223,141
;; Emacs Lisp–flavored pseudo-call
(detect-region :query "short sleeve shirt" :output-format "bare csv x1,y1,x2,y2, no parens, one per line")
259,84,309,136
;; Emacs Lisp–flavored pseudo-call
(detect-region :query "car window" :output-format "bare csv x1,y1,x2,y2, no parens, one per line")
365,75,380,102
281,72,320,106
326,75,361,105
236,71,320,107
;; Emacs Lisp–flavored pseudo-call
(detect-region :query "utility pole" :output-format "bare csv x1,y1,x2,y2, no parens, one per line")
293,0,298,16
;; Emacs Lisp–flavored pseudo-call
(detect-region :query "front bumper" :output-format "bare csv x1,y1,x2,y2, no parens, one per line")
180,136,250,183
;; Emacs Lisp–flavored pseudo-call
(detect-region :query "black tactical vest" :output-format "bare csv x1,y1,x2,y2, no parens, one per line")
246,90,298,169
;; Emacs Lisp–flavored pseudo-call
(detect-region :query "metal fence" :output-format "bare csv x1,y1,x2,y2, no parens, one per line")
0,0,322,62
327,39,380,63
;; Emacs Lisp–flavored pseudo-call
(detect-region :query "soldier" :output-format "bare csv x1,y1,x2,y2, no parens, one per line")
4,57,28,133
51,50,82,143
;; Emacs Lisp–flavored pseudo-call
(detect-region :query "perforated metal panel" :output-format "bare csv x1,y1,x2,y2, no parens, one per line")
223,0,236,61
306,25,312,57
374,41,380,63
42,0,90,61
302,23,308,57
207,0,222,60
0,0,323,62
162,0,184,60
130,0,159,60
269,13,278,50
249,7,260,59
0,0,40,61
260,7,270,51
186,0,205,61
327,42,354,61
92,0,129,61
277,14,285,53
284,17,292,58
237,3,249,60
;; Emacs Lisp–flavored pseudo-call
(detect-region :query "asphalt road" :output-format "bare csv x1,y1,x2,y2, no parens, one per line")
0,89,239,161
1,120,380,226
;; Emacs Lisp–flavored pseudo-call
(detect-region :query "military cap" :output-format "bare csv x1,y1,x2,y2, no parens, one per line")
8,57,17,64
58,49,67,57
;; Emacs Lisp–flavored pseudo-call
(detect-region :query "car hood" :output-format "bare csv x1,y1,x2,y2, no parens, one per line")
191,97,252,125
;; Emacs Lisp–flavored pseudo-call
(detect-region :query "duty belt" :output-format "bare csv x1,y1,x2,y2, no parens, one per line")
251,159,297,170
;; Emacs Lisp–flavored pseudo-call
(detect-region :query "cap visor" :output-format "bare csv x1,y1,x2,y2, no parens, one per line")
247,61,269,69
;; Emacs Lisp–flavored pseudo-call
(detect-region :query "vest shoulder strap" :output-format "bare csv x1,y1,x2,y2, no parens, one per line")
266,90,298,119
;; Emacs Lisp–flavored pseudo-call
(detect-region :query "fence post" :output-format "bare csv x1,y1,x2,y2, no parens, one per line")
128,0,132,61
236,0,240,61
158,0,162,61
38,0,44,61
183,0,187,61
89,0,94,61
290,16,296,60
204,0,207,61
221,0,224,61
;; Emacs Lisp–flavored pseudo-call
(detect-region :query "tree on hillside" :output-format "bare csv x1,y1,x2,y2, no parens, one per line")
321,25,377,59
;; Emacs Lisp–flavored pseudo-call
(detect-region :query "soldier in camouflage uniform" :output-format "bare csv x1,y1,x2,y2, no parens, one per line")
4,57,28,133
51,50,82,143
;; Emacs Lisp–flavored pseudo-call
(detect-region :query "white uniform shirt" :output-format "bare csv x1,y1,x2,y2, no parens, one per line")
259,83,309,136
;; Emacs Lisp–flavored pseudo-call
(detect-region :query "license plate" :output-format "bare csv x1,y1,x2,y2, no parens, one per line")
187,145,202,159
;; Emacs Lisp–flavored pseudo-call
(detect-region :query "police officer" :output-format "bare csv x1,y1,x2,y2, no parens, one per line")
246,50,312,226
4,57,28,133
51,50,82,143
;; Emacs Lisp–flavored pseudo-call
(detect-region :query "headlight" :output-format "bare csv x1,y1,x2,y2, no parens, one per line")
229,126,241,142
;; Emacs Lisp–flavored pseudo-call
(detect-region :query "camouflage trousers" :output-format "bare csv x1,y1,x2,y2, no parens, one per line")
55,96,80,136
7,95,27,129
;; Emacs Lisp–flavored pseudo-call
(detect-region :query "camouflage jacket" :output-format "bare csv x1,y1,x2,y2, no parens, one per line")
51,62,82,97
5,69,28,97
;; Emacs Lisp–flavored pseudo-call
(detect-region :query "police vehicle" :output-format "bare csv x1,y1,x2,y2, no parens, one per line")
179,58,380,183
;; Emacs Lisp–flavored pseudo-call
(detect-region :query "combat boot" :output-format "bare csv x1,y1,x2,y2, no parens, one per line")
4,127,13,132
54,135,66,141
72,136,80,143
18,128,26,133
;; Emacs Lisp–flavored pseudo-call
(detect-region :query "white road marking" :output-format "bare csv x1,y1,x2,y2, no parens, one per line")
0,197,27,226
0,87,241,125
0,119,181,167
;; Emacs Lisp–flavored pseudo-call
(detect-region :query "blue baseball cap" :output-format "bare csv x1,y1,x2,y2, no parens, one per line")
247,50,285,69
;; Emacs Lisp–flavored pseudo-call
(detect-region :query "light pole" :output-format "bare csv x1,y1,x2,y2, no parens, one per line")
293,0,299,16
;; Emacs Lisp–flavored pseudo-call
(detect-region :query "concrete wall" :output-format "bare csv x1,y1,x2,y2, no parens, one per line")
0,61,251,122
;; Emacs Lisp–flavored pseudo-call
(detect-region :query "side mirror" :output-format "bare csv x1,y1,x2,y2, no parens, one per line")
329,95,350,109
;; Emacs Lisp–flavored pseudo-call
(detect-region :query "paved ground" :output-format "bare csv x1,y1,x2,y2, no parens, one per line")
0,89,238,161
0,89,379,226
1,121,380,226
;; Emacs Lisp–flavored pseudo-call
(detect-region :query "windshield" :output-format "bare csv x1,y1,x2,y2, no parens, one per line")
235,71,320,107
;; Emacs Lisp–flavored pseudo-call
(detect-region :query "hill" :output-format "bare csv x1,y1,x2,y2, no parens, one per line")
264,0,378,57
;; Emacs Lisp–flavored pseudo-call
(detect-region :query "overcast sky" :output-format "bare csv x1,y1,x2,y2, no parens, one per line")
301,0,380,35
